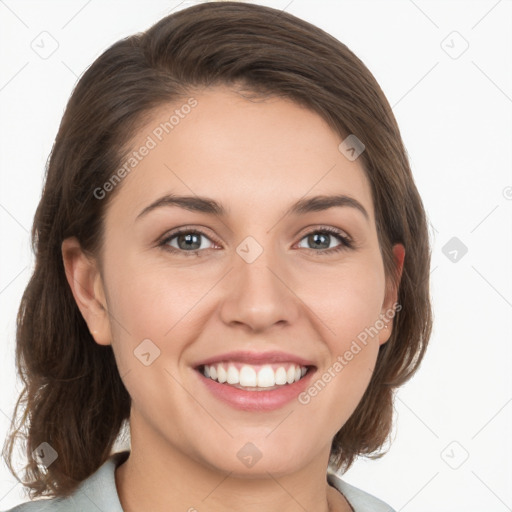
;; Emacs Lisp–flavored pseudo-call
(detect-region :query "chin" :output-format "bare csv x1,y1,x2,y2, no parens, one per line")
196,439,313,479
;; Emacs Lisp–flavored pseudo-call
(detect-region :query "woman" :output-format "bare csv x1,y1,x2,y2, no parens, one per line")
2,2,432,511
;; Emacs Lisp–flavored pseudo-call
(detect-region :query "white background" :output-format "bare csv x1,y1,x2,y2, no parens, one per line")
1,1,511,510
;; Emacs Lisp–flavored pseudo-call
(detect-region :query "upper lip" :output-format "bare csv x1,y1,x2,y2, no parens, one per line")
194,350,316,368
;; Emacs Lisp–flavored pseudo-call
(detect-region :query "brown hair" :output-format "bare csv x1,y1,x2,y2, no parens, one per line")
3,0,433,499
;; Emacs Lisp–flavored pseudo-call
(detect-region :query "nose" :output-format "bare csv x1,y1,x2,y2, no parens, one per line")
218,241,301,333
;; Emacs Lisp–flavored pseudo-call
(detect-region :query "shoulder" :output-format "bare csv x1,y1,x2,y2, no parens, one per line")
2,451,129,512
3,499,68,512
327,470,396,512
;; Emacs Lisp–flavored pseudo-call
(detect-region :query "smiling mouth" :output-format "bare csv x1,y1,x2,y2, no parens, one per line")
196,362,313,391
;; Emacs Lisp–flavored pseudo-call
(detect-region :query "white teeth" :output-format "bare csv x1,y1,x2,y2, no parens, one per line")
275,367,287,385
217,365,227,383
202,362,308,388
257,365,275,387
227,365,238,384
239,365,257,387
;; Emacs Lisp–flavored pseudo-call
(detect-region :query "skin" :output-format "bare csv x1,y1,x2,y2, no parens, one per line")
62,86,404,512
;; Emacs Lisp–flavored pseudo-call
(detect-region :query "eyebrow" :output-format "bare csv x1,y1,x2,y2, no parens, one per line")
135,193,370,222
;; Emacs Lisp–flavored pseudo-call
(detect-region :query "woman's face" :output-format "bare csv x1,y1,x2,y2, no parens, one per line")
72,86,403,476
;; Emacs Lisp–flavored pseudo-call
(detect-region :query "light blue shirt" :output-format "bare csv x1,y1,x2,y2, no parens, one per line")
3,451,395,512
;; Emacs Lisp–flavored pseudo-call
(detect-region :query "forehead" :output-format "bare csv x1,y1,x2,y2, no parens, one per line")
105,86,374,224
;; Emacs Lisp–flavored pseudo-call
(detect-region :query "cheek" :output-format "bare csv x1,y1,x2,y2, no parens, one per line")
297,329,380,439
303,253,386,341
293,255,385,428
105,250,210,339
101,257,197,421
100,253,179,375
101,250,226,398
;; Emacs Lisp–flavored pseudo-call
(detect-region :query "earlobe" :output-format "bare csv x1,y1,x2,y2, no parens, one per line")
61,237,111,346
379,243,405,345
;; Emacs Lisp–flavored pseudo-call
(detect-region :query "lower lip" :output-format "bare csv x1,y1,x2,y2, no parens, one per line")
195,367,316,411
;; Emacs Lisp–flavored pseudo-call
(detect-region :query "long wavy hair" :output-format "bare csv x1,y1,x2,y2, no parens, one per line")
3,0,433,499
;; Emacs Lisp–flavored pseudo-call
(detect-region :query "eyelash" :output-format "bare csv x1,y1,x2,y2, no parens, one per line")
158,226,354,257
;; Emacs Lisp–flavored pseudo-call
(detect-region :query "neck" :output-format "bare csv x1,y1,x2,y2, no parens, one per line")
115,419,351,512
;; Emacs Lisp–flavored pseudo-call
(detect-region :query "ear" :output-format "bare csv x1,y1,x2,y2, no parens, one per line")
379,243,405,345
61,236,111,346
